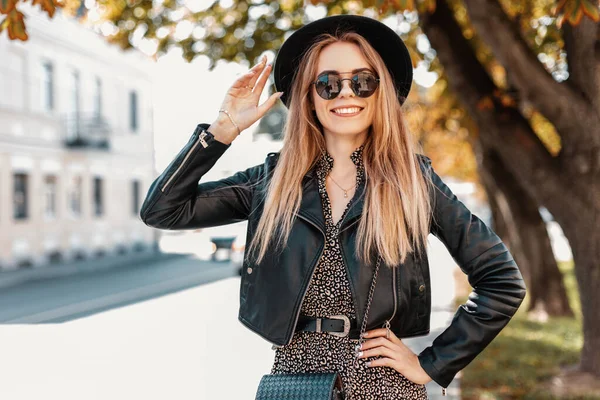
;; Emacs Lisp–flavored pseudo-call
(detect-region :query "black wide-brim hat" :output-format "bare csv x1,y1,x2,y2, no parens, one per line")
273,14,414,108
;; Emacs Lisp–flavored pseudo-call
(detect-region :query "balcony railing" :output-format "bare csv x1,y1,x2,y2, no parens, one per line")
62,113,111,150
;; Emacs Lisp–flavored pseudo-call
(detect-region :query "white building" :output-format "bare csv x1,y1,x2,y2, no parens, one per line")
0,5,156,270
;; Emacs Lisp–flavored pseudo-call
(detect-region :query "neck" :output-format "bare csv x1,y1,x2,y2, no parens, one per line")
323,133,366,178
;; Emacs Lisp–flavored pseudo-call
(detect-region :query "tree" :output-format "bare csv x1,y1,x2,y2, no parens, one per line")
420,0,599,379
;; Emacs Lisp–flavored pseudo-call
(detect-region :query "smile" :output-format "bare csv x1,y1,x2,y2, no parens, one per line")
331,107,363,117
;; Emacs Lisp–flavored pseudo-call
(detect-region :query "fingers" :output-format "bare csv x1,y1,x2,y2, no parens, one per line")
251,61,272,94
231,69,258,89
231,56,266,89
359,336,398,353
248,55,269,89
364,357,394,368
357,341,397,361
362,328,402,344
257,91,284,117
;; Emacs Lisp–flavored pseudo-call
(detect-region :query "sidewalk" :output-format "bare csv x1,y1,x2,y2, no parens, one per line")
0,236,462,400
0,250,186,290
404,236,462,399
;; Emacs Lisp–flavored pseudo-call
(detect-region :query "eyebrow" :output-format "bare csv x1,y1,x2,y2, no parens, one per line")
317,67,373,75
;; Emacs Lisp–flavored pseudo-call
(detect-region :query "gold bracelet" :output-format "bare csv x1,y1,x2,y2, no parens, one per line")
218,109,241,136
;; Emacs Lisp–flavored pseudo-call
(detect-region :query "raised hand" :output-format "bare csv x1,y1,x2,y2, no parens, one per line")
211,55,283,143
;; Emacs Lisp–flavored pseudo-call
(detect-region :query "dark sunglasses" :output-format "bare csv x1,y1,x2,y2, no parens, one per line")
312,71,380,100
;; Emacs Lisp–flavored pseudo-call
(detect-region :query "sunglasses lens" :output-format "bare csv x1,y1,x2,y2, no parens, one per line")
314,72,379,99
352,72,379,98
315,74,341,100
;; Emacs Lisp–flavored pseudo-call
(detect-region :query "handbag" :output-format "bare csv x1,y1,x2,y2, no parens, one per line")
255,256,383,400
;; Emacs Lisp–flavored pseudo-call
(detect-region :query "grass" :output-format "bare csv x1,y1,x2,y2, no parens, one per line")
456,260,600,400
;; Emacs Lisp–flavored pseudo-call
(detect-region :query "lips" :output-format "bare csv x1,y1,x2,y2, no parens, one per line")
331,106,364,117
331,105,363,111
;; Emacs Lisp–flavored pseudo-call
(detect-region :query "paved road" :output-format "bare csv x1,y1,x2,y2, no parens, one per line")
0,254,238,323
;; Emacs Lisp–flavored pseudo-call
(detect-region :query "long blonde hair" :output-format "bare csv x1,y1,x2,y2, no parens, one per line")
246,30,433,268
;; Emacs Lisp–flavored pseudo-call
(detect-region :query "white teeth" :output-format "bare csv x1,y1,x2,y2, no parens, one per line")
332,107,362,114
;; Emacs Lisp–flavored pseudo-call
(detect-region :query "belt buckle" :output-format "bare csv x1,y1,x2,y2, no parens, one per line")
327,315,350,337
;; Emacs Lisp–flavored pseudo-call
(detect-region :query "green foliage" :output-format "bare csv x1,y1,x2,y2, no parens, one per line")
3,0,599,66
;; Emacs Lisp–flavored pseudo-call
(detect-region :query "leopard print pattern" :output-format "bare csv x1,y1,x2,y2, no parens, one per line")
270,145,427,399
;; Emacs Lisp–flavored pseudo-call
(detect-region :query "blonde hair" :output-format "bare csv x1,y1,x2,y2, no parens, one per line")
246,30,433,268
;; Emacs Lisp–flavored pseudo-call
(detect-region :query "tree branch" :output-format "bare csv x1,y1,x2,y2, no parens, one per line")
563,18,600,110
420,0,595,212
461,0,600,145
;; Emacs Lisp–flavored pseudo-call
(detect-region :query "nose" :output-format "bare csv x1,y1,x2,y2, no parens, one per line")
338,78,355,97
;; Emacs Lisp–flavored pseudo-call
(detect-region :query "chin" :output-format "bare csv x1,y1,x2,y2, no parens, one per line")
317,110,373,135
325,121,371,134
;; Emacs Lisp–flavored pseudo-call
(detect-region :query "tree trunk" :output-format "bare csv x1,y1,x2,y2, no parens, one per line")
480,150,573,318
554,195,600,374
421,0,600,377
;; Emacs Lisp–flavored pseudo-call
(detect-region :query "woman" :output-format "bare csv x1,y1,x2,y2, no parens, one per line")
140,15,526,399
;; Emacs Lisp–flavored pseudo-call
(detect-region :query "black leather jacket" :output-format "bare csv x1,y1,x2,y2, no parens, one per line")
140,123,527,389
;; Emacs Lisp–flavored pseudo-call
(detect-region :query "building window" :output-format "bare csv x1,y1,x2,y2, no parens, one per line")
69,176,82,217
14,173,28,220
93,177,103,216
44,175,57,219
129,90,138,132
132,179,140,216
3,51,25,110
41,61,54,112
94,77,102,119
67,69,81,141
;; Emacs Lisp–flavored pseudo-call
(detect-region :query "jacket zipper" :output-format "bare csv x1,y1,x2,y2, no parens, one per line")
160,131,209,193
283,198,371,346
338,207,396,328
339,217,360,235
282,213,326,346
278,184,448,395
383,265,398,331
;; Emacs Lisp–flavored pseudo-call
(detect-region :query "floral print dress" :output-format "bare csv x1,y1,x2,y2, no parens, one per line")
270,145,428,399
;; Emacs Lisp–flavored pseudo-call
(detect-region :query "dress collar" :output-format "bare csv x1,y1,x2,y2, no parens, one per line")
317,144,365,173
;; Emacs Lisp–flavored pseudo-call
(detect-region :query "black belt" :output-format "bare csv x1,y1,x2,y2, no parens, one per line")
296,315,361,339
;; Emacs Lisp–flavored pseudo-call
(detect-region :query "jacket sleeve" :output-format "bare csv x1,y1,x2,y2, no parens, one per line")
140,123,264,230
416,155,527,389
